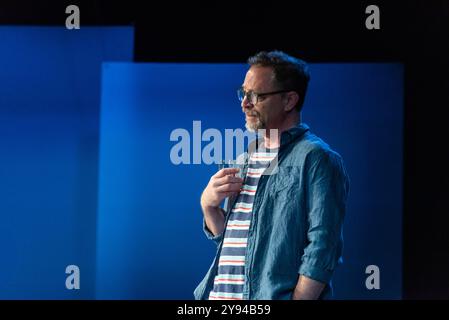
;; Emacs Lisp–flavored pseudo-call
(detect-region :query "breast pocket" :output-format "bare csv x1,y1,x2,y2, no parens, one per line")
267,166,300,200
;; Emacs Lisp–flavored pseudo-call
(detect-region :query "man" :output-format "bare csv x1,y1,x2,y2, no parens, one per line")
194,51,349,300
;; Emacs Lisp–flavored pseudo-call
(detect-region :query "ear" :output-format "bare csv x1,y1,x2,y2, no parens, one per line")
283,91,299,112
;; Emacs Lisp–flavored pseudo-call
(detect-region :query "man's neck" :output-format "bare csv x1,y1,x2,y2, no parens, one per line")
263,117,301,149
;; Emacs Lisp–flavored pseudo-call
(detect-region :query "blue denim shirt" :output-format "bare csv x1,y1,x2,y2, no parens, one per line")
194,123,349,300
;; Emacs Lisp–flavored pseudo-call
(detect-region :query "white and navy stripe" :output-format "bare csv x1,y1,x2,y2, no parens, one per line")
208,148,278,300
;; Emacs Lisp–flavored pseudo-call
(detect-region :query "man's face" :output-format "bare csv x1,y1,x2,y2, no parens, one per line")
241,66,286,132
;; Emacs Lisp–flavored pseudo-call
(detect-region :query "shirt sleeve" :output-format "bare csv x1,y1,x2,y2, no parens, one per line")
202,217,224,246
298,148,350,284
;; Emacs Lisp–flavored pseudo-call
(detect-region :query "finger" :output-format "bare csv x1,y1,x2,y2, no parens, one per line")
214,175,244,186
214,167,240,178
216,183,243,193
221,191,240,197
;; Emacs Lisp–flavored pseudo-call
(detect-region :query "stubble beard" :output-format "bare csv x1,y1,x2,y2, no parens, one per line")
245,113,265,133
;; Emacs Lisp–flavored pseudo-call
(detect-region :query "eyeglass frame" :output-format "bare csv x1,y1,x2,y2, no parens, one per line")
237,87,294,105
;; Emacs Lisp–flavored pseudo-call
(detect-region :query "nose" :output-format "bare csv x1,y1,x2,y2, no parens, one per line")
241,94,253,110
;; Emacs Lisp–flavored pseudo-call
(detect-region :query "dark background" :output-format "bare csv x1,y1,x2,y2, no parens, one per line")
1,0,448,299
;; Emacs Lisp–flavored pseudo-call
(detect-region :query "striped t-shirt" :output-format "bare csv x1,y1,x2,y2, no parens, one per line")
208,148,278,300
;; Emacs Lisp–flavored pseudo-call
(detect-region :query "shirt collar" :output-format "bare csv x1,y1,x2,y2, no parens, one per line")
280,122,310,146
250,123,310,153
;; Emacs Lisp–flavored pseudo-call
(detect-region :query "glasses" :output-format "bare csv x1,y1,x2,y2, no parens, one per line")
237,87,292,105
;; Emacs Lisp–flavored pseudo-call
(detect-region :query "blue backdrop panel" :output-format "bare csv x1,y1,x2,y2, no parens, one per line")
0,27,133,299
304,64,403,299
96,63,402,299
